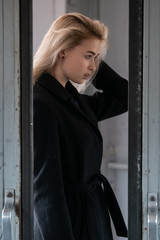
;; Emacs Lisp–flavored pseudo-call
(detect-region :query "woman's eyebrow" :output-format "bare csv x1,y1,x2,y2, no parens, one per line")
86,51,99,56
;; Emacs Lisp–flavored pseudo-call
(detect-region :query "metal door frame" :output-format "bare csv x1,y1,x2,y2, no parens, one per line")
20,0,33,239
129,1,160,239
129,0,143,239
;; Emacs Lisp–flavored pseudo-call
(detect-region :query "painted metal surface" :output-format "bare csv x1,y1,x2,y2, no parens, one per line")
0,0,21,239
128,0,143,239
143,0,160,239
67,0,99,19
0,0,4,238
20,0,33,239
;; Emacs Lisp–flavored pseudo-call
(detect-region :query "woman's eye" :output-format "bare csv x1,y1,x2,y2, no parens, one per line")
85,55,92,59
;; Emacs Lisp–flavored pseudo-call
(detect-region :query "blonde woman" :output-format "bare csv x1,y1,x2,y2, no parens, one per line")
33,13,128,240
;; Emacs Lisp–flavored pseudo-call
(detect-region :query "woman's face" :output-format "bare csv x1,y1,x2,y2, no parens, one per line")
57,37,102,86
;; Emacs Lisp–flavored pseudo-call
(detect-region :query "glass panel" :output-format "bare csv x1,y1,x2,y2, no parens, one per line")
33,1,129,240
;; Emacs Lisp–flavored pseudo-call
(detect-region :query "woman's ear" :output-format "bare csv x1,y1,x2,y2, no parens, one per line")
59,50,66,59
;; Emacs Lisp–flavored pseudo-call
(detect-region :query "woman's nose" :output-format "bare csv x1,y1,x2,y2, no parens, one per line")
89,60,96,72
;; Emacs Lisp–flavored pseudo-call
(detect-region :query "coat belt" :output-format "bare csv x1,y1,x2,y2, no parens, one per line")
64,173,128,238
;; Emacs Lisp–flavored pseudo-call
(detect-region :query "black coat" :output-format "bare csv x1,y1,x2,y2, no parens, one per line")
34,61,128,240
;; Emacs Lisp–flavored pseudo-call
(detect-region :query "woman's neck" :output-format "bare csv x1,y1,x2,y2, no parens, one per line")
50,62,68,87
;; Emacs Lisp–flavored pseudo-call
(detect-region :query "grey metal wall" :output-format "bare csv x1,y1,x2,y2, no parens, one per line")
33,0,66,55
99,2,128,240
142,0,160,239
0,0,21,239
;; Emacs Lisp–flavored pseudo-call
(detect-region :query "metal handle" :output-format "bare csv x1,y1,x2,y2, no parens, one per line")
2,189,15,240
148,192,159,240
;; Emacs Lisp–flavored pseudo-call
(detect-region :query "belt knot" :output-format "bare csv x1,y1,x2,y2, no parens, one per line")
64,173,128,237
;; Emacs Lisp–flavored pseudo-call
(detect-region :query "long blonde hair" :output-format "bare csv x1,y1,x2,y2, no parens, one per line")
33,12,108,86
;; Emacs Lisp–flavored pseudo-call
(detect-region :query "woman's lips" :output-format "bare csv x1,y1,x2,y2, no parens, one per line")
84,74,90,79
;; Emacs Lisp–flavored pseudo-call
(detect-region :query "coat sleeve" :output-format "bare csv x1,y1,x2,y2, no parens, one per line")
34,99,74,240
85,61,128,121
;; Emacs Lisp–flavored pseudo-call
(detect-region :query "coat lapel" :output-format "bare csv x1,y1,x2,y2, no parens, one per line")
65,80,98,124
36,73,100,135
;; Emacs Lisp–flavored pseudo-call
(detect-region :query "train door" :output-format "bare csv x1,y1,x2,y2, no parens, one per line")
0,0,33,239
0,1,21,239
0,0,160,240
142,0,160,239
129,0,160,239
